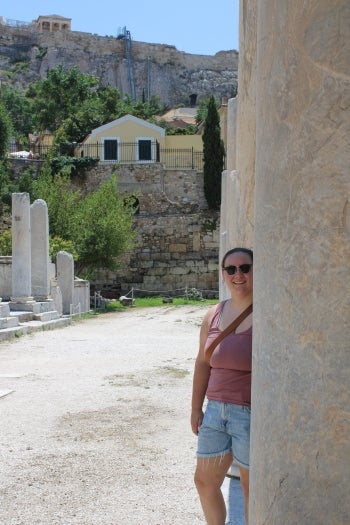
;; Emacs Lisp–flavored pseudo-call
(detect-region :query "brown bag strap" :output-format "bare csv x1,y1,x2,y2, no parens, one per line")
205,303,253,364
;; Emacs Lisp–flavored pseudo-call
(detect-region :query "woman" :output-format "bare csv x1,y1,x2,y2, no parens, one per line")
191,247,253,525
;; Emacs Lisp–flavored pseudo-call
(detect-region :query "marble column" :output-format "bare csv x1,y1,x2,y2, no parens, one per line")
220,97,238,300
31,199,51,301
250,1,350,523
228,0,257,249
11,193,33,302
56,251,74,315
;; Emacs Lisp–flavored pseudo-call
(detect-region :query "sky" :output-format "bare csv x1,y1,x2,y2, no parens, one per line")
0,1,240,56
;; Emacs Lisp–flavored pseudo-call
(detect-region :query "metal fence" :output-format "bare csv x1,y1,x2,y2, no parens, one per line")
9,141,204,171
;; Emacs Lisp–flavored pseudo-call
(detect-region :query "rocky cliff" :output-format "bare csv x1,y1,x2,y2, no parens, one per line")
0,24,238,106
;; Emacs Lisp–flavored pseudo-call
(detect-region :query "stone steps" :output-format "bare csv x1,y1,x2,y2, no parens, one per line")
10,308,60,323
10,311,34,323
0,300,72,342
0,317,71,342
9,300,56,314
33,310,60,322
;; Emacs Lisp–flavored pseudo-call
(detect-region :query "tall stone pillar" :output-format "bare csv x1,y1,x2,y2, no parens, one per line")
226,97,238,177
228,0,257,249
250,1,350,524
31,199,51,301
220,97,238,300
56,251,74,315
11,193,33,302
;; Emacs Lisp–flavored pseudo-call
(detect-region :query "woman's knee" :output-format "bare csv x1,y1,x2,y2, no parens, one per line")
194,463,212,489
195,455,232,491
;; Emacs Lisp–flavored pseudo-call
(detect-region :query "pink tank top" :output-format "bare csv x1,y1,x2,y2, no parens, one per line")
205,301,252,407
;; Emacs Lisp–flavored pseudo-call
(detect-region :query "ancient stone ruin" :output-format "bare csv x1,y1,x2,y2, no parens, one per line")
0,193,90,339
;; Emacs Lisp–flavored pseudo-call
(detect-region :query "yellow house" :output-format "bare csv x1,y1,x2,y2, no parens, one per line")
78,114,203,170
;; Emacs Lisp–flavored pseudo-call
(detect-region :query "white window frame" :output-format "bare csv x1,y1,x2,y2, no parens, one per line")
101,136,120,162
136,136,155,163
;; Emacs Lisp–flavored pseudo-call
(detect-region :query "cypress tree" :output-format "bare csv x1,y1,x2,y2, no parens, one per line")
202,96,225,209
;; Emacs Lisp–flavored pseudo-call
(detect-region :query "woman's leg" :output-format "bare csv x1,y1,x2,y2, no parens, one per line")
238,466,249,525
194,452,233,525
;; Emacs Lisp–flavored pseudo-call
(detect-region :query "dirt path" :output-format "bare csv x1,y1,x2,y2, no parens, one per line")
0,305,210,525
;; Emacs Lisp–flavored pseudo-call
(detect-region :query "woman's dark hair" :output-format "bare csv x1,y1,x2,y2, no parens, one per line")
221,247,253,268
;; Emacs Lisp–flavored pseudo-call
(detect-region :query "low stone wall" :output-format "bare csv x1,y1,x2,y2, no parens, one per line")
94,212,220,297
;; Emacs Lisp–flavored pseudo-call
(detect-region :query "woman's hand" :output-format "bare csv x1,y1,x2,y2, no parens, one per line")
191,408,204,435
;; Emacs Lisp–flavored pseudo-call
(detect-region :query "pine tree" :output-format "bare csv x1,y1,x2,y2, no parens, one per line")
202,96,225,210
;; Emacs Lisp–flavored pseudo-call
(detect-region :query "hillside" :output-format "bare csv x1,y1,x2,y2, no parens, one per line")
0,23,238,106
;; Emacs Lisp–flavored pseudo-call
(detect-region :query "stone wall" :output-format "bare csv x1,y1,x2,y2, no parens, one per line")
96,213,219,297
77,163,209,213
78,163,220,297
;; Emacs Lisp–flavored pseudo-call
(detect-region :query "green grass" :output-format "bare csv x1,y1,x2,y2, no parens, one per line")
103,296,217,312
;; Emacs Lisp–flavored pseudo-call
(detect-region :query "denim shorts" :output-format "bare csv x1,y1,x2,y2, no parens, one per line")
197,400,251,469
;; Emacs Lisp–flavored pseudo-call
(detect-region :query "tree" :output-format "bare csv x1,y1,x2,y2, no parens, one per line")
0,102,13,159
26,66,166,145
202,96,225,210
31,169,82,239
72,174,136,276
28,65,100,133
1,85,33,144
31,170,136,277
195,96,211,126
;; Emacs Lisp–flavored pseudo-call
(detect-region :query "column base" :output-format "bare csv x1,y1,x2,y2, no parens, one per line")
10,297,34,304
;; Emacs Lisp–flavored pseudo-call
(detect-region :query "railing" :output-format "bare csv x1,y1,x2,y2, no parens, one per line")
8,142,204,171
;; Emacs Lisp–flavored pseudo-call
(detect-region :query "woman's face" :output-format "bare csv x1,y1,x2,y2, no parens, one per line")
222,251,253,298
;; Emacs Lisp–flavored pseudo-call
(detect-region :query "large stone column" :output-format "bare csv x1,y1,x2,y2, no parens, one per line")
250,1,350,523
56,251,74,315
11,193,33,302
228,0,257,249
220,97,238,300
31,199,51,301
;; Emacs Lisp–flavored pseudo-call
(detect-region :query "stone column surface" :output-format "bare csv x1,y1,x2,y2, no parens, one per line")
11,192,33,302
226,97,238,176
220,97,238,300
219,176,228,301
229,0,257,249
31,199,50,301
56,251,74,315
250,1,350,524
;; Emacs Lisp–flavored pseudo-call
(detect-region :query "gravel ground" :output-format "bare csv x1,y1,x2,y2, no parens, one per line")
0,305,214,525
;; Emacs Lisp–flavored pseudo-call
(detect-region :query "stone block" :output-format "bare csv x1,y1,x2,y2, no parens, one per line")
119,296,134,306
169,244,187,253
169,267,189,275
0,317,18,329
33,311,59,322
0,303,10,317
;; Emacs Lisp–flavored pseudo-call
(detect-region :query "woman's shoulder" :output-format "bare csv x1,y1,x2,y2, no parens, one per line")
202,300,226,325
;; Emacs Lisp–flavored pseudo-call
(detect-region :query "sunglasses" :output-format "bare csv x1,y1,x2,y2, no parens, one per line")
222,264,252,275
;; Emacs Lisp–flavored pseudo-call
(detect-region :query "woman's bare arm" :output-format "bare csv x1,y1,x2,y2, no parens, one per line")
191,307,215,435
